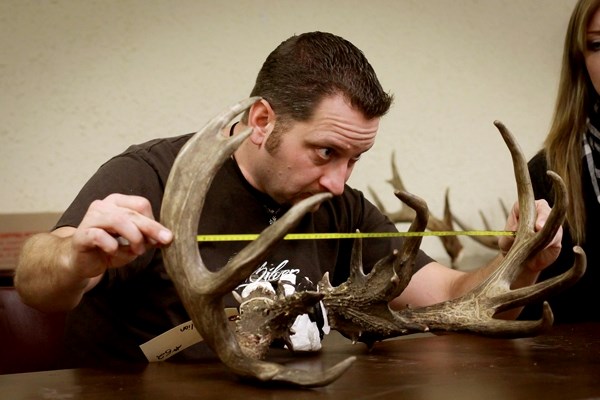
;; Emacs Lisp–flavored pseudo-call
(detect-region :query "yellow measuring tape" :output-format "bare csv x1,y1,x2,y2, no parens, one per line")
196,231,515,242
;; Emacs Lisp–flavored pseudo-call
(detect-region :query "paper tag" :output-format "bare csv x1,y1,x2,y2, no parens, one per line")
140,308,238,362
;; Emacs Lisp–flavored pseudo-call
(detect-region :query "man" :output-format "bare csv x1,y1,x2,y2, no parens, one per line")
15,31,561,367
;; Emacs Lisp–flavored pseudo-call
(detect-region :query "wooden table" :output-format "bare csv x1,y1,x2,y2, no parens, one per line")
2,323,599,399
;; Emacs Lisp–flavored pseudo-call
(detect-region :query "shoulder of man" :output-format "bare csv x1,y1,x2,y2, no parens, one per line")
118,132,196,162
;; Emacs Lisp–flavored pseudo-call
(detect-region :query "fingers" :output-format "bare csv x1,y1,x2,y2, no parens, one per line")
533,199,550,232
75,194,173,259
497,234,514,256
499,199,562,270
499,199,556,253
504,199,552,232
498,202,519,254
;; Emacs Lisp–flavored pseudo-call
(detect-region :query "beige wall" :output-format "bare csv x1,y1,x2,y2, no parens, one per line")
0,0,577,266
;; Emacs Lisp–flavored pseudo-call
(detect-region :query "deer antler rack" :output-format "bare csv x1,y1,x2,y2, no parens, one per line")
161,99,585,387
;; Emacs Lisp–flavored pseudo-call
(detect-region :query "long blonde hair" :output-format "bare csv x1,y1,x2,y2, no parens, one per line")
545,0,600,244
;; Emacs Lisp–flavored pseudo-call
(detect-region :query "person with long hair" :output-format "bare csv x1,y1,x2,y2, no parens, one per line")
524,0,600,322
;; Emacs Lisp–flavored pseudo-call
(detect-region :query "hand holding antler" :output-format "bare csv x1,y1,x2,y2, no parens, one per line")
498,199,562,273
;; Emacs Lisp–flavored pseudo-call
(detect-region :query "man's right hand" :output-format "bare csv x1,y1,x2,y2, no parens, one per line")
15,194,173,312
66,193,173,280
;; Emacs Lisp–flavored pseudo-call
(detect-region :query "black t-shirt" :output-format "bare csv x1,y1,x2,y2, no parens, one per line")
56,133,434,367
520,151,599,323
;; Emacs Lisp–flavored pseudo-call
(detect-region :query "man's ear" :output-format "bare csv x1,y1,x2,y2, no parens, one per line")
247,99,275,146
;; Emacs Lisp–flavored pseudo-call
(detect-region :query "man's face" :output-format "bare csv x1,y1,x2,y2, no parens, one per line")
254,95,380,205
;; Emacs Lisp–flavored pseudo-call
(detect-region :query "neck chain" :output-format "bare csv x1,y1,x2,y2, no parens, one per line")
264,205,282,225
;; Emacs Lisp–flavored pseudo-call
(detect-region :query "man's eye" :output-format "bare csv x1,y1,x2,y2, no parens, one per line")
587,40,600,52
317,148,333,159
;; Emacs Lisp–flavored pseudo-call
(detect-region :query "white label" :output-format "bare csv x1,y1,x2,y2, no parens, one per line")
139,308,238,362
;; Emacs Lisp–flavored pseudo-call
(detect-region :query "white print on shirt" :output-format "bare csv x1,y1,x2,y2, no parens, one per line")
236,259,300,291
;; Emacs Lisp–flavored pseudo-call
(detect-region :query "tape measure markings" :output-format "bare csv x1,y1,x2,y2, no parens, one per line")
195,230,515,242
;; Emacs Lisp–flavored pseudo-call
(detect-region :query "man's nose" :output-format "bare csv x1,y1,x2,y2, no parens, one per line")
319,164,348,196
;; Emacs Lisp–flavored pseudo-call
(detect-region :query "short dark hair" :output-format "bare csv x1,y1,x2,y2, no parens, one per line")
249,31,394,122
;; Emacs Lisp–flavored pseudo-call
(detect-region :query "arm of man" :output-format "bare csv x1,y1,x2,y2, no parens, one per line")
15,194,173,312
390,199,562,317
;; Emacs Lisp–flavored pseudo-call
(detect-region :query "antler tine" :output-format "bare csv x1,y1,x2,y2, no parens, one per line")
393,190,428,261
438,188,464,265
442,188,453,230
161,98,355,386
386,153,415,222
479,210,492,231
388,150,407,191
499,198,509,218
493,121,536,237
